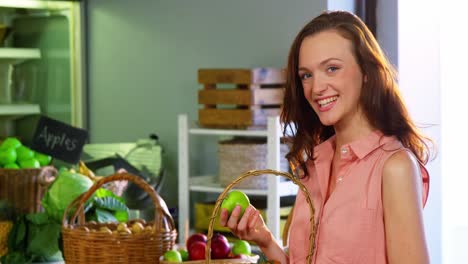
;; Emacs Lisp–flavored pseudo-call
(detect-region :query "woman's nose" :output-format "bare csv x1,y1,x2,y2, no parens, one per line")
312,75,327,95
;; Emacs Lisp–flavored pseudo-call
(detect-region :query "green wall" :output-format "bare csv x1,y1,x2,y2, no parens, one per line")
86,0,326,207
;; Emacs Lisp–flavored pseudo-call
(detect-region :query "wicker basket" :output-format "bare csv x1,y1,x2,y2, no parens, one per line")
160,258,259,264
207,169,316,264
219,139,289,189
0,166,57,214
61,172,177,264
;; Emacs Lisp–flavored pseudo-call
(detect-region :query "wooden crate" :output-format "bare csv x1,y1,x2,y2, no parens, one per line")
198,68,285,128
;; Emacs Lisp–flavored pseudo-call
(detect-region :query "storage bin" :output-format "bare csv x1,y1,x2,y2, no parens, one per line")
219,138,289,189
198,68,285,129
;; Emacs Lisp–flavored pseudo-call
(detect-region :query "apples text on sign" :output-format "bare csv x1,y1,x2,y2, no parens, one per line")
36,125,78,151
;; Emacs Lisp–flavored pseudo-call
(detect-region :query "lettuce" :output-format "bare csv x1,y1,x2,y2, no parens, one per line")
41,169,93,223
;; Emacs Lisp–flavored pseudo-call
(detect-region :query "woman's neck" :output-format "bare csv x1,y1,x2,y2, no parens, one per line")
333,112,374,151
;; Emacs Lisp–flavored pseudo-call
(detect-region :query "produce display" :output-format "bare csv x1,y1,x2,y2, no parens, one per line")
0,201,15,257
0,137,52,169
0,165,130,264
162,232,255,262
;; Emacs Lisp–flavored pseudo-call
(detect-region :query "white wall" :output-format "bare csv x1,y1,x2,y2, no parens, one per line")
398,1,442,263
440,2,468,263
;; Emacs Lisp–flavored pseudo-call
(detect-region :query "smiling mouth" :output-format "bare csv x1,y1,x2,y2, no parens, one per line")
317,96,338,108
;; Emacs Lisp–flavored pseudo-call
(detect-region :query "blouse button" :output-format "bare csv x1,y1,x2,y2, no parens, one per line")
337,176,344,183
341,147,348,155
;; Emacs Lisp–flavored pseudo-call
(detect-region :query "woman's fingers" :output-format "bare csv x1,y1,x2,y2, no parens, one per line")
227,205,242,231
219,208,229,226
248,209,261,229
237,205,254,232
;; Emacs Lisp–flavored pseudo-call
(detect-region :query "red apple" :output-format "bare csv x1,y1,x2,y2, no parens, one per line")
188,241,206,260
210,233,230,259
186,233,207,249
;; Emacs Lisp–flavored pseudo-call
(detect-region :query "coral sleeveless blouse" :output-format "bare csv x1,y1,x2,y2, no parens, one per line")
288,131,429,263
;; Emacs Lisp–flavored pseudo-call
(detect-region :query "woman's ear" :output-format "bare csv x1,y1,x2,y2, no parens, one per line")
364,75,368,83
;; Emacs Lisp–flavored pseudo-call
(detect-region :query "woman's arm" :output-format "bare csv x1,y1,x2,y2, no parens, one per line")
220,205,289,263
382,151,430,264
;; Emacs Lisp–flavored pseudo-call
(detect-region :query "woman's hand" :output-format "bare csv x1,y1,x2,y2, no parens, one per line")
219,204,273,248
219,204,289,263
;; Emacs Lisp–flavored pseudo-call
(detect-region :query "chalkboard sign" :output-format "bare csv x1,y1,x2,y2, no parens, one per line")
31,116,88,164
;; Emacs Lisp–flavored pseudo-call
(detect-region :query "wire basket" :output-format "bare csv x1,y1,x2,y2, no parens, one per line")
61,172,177,264
206,169,316,264
0,166,57,214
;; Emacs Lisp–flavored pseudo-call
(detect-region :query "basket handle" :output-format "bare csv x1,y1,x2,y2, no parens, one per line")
62,172,174,229
206,169,316,264
37,166,58,187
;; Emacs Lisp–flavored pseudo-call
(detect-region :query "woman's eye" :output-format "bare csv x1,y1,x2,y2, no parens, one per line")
327,66,339,73
300,73,312,80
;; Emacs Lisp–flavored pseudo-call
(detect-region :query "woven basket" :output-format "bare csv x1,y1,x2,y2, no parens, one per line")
0,166,57,214
207,169,316,264
219,139,289,189
160,258,259,264
61,172,177,264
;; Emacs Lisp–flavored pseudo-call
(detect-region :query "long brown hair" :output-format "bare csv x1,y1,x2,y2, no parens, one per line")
281,10,433,170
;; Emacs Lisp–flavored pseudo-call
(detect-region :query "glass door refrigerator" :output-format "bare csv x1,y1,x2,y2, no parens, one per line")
0,0,86,144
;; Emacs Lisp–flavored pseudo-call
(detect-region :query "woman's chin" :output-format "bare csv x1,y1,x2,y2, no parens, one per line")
319,117,336,127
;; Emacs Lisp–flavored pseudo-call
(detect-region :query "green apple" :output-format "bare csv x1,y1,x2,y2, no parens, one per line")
19,158,40,169
3,163,19,169
35,152,52,166
232,240,251,255
163,249,182,262
178,248,189,261
0,148,17,165
0,137,22,150
221,190,250,217
16,146,35,162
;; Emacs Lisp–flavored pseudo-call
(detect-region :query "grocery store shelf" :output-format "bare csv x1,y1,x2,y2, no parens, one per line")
189,175,298,196
189,127,268,137
0,103,40,119
0,48,41,64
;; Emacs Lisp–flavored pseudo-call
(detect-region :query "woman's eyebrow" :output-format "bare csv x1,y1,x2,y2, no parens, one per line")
298,57,343,71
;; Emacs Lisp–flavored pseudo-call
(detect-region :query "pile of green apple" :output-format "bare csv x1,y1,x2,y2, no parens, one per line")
0,137,52,169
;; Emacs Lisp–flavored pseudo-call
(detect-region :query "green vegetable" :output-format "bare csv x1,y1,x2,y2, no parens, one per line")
85,189,129,223
41,169,93,222
1,213,62,263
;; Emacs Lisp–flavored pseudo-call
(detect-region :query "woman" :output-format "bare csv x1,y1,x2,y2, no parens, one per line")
220,10,432,264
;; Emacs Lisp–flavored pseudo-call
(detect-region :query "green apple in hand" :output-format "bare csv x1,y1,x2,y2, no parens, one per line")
221,190,250,217
163,249,182,262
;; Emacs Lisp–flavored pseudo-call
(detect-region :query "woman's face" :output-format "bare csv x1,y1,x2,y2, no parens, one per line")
298,30,365,128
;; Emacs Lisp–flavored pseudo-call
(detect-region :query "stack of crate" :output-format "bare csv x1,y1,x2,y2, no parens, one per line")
198,68,285,129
